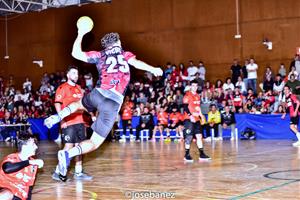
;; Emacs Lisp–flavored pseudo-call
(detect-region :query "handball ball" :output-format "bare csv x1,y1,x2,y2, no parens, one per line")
77,16,94,32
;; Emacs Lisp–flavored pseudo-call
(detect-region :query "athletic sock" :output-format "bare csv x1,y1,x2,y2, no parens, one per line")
68,145,83,158
196,138,203,149
55,165,60,174
75,165,83,174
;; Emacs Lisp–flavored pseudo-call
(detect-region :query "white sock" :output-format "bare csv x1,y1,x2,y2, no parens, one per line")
55,165,60,173
196,139,203,149
68,145,82,158
296,132,300,141
75,165,82,174
185,144,190,149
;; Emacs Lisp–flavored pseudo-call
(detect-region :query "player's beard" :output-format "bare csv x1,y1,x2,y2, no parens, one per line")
70,77,78,84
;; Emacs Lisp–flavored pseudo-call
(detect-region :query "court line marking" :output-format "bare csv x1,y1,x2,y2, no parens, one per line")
229,180,299,200
264,169,300,181
244,163,257,171
33,183,98,200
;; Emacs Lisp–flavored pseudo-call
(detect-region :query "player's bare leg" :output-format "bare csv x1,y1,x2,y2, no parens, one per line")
195,134,210,161
58,132,105,178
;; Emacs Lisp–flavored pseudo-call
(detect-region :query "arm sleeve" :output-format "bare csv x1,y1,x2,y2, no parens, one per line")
2,160,30,174
54,86,64,104
27,186,33,200
183,104,191,115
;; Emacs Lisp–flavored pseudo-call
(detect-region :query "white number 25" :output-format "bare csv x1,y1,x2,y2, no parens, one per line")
106,55,129,73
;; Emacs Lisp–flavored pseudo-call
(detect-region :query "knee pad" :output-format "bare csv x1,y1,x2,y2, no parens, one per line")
185,134,193,145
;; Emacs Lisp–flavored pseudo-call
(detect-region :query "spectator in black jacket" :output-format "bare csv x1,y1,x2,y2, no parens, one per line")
218,105,236,140
135,107,154,141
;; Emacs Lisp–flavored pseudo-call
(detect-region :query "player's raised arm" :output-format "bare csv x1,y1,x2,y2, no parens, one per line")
72,16,94,62
72,33,88,62
128,57,163,77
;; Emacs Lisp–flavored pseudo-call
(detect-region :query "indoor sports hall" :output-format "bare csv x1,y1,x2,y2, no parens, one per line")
1,0,300,199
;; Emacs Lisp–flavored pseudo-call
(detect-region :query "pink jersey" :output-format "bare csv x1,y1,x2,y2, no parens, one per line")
85,46,136,95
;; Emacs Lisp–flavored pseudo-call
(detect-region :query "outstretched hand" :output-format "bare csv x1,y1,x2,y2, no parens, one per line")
151,67,163,77
29,159,44,169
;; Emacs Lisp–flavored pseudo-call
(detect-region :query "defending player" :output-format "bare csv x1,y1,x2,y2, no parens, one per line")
281,85,300,147
52,66,92,181
44,19,163,179
182,80,211,162
0,135,44,200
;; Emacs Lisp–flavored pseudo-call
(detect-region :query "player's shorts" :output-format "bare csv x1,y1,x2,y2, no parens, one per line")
178,121,184,126
158,123,168,129
82,88,121,138
62,123,86,144
183,119,203,136
122,119,132,126
290,115,299,125
168,123,179,129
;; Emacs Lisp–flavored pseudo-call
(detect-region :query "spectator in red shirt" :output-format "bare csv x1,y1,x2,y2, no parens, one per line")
119,96,134,142
153,107,169,141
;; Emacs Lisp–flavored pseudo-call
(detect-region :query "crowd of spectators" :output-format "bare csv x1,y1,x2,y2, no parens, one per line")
1,54,300,141
0,71,95,140
119,56,300,141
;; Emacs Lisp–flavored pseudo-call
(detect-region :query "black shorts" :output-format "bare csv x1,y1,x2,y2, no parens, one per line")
168,123,179,129
62,123,86,144
157,123,168,129
82,89,121,138
183,120,203,136
290,115,299,125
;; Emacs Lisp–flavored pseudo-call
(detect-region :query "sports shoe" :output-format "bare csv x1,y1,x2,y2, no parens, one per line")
44,114,61,129
199,152,211,161
130,135,135,142
52,172,61,181
184,154,194,163
73,172,93,181
52,171,67,182
292,141,300,147
58,150,70,177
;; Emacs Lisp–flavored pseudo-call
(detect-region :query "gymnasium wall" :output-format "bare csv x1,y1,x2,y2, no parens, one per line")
0,0,300,89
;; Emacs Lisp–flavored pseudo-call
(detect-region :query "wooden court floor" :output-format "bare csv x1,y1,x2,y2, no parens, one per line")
1,139,300,200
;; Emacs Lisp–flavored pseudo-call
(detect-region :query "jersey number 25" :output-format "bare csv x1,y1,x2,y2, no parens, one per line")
106,55,129,73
